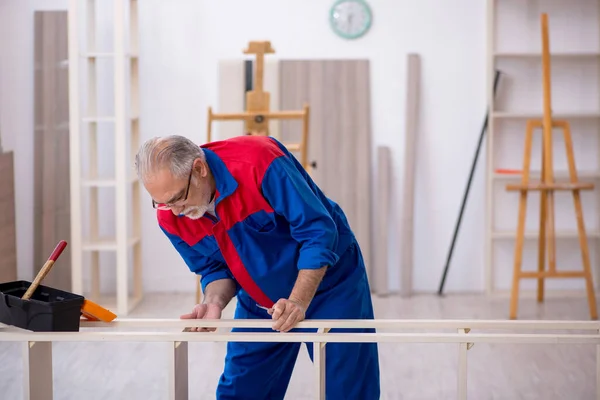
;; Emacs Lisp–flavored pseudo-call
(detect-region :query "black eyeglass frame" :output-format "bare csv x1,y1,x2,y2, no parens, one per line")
151,166,194,210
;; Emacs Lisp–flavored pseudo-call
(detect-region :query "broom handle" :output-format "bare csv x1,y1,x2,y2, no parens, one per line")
22,240,68,300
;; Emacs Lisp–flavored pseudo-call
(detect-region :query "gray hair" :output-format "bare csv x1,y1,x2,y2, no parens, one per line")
134,135,205,182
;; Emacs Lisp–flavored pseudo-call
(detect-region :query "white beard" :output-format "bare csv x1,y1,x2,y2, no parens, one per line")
181,205,208,220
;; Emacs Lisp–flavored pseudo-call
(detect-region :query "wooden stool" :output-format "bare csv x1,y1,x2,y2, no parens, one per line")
506,13,598,320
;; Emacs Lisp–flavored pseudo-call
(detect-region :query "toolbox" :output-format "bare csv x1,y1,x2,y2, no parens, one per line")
0,280,85,332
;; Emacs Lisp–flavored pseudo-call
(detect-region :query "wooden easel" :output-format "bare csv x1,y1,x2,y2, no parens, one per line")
199,41,311,304
507,13,598,320
206,40,310,169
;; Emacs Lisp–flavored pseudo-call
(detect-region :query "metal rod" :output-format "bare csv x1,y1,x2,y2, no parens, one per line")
438,69,502,295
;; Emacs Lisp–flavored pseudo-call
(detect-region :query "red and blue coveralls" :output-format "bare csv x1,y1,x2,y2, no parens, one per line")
158,135,381,399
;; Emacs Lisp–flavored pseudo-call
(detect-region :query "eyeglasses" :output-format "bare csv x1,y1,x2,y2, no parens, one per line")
152,167,193,210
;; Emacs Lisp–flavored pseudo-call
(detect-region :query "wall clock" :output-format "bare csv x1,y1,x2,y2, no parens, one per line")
329,0,372,40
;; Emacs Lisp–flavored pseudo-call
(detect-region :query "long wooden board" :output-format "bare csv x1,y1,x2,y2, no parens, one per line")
33,11,71,290
400,54,421,297
375,146,392,294
0,151,17,283
278,60,374,286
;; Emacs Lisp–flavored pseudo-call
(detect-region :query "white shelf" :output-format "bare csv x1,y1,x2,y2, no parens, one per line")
69,0,143,316
492,230,600,240
493,170,600,180
494,51,600,59
492,111,600,119
82,116,139,123
485,0,600,296
82,236,140,251
82,116,116,123
81,52,139,58
81,176,138,187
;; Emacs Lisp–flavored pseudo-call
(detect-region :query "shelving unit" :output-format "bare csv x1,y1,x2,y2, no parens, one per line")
68,0,143,315
485,0,600,297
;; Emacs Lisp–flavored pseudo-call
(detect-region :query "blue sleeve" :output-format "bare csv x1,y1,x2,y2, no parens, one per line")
260,155,340,271
160,226,239,293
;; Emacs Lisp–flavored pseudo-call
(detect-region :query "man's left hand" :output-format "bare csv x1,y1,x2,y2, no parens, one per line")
268,298,306,332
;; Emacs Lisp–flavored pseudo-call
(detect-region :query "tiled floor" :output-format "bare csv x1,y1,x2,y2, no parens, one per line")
0,292,597,399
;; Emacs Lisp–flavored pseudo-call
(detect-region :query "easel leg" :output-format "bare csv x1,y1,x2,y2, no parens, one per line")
560,121,598,320
510,120,536,319
206,107,213,143
537,129,547,303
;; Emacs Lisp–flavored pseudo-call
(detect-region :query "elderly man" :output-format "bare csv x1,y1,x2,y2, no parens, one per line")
135,134,380,399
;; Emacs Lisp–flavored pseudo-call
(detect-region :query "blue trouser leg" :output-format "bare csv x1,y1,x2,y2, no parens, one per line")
303,241,381,400
216,299,300,400
216,241,380,400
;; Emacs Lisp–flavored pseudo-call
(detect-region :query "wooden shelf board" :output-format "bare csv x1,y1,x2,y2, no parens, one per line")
82,236,141,251
494,51,600,58
492,230,600,239
81,176,138,187
82,116,138,122
493,171,600,180
492,111,600,119
81,52,138,58
81,116,116,123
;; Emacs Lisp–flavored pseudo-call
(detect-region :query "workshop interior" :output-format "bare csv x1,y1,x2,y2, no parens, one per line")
0,0,599,399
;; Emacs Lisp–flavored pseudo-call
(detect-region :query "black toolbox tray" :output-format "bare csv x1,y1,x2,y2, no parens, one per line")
0,280,84,332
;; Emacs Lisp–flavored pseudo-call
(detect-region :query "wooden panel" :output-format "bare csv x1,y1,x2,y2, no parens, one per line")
278,60,374,284
0,151,17,283
374,146,392,294
400,54,421,297
33,11,71,290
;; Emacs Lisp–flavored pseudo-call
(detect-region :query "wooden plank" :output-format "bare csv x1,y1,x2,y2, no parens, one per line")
374,146,392,295
400,54,421,297
33,11,71,290
278,60,374,285
0,151,17,283
3,328,599,345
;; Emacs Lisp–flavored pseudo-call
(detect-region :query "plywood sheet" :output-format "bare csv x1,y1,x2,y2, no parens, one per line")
278,60,374,284
33,11,71,290
0,151,17,283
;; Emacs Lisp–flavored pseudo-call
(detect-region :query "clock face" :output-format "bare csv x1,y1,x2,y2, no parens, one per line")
329,0,372,39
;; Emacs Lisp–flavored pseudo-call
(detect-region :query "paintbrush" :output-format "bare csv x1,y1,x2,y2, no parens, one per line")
21,240,68,300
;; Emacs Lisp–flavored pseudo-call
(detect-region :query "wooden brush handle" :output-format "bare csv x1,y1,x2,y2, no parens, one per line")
22,240,68,300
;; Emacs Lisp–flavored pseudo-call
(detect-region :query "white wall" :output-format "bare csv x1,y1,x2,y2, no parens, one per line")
137,0,488,294
6,0,593,296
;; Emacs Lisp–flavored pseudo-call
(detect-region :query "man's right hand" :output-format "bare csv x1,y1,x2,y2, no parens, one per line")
180,303,223,332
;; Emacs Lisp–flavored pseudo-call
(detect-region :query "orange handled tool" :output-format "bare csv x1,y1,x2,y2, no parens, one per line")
81,299,117,322
22,240,68,300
